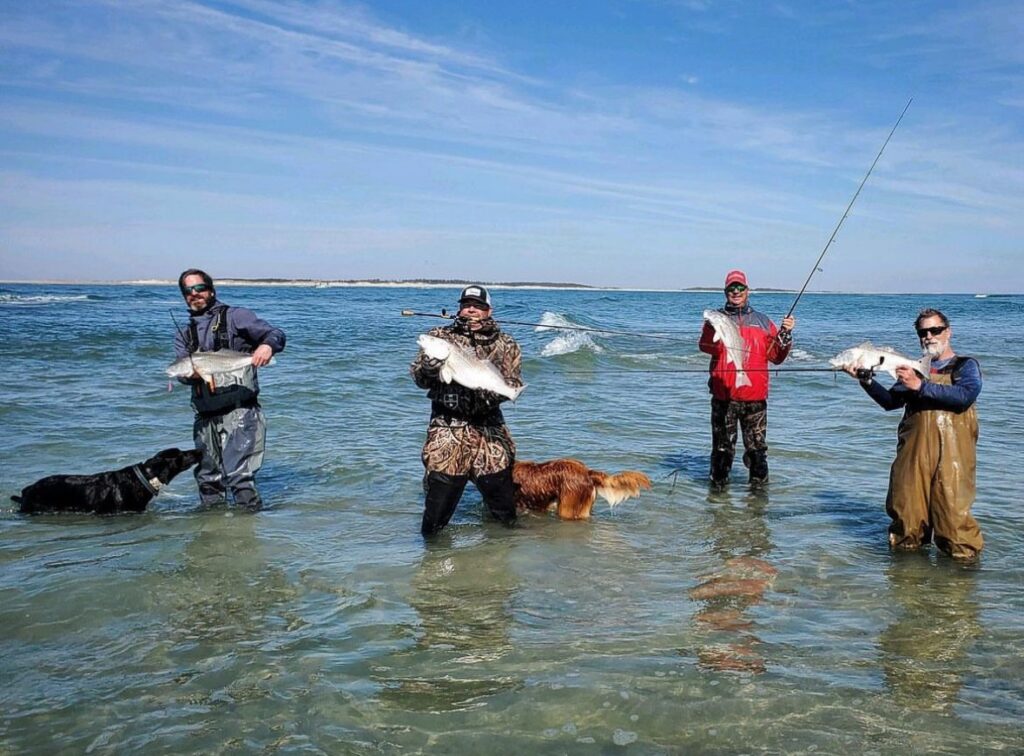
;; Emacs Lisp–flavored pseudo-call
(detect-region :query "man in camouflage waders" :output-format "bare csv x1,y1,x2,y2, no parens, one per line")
410,285,521,536
844,308,983,559
173,269,286,511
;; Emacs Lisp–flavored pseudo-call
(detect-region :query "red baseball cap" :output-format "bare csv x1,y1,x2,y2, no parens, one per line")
724,270,748,288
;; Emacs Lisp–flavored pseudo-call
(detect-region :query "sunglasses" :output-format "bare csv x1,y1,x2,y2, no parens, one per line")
916,325,947,338
183,283,211,295
725,284,747,294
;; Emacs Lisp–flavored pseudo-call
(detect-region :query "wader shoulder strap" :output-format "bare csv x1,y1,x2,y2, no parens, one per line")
188,306,231,352
949,355,980,381
213,306,231,351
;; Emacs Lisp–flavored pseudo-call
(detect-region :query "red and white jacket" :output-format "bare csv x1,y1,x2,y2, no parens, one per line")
698,306,791,402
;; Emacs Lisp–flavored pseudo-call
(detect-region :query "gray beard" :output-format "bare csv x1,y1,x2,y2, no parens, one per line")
923,342,946,358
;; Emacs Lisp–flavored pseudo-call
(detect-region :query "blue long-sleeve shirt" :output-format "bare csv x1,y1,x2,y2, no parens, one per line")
862,356,982,413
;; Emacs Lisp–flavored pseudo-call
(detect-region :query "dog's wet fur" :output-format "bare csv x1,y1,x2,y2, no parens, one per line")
513,458,651,520
11,448,203,515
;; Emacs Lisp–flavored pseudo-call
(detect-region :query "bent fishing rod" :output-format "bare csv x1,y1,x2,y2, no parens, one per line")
562,367,840,374
401,309,695,344
169,307,198,372
785,97,913,320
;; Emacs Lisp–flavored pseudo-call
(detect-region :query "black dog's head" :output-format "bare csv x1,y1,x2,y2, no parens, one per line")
140,448,204,485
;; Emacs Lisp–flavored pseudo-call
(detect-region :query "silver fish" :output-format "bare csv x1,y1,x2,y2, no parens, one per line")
166,350,273,386
417,334,525,401
702,309,752,388
830,342,931,381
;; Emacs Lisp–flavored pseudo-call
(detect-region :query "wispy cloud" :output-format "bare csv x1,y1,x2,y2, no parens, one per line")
0,0,1022,290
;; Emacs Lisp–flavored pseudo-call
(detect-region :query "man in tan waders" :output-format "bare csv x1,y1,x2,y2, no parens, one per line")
844,309,983,559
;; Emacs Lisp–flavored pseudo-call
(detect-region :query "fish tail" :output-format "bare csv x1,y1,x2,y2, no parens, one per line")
917,354,933,378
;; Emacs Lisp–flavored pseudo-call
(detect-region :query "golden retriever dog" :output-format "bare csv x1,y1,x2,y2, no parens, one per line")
512,459,651,520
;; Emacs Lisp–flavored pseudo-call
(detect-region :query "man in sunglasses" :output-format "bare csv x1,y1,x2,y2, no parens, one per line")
844,308,983,559
173,269,286,510
699,270,796,487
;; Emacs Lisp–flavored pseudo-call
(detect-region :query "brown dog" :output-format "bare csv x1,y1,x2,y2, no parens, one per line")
512,459,651,520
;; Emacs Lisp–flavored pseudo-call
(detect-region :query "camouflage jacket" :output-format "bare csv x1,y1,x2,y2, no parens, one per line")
410,319,523,425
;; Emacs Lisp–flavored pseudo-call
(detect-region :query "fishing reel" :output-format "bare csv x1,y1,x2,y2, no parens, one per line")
855,357,886,384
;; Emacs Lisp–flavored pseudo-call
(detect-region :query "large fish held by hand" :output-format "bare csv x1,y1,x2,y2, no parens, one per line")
830,342,931,381
417,334,525,401
166,350,273,390
703,309,752,388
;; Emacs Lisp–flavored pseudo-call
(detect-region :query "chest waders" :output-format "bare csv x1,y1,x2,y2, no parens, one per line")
187,306,266,510
415,324,519,536
885,367,982,559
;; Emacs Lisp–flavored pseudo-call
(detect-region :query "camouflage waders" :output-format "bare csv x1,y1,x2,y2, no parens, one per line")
885,372,982,559
411,320,522,535
193,404,266,510
710,398,769,485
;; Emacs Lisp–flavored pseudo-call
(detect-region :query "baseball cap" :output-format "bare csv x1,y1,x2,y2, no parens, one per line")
459,284,492,308
724,270,748,288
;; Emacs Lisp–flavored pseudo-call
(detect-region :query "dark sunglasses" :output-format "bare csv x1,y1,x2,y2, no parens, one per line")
725,284,747,293
182,283,211,295
916,325,947,338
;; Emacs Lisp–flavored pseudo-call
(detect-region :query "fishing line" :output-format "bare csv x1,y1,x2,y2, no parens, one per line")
401,309,696,344
168,307,197,373
784,98,913,319
561,367,840,374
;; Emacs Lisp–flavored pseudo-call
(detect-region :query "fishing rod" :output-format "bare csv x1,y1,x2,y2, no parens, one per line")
168,307,197,373
784,97,913,319
563,367,840,374
401,309,696,344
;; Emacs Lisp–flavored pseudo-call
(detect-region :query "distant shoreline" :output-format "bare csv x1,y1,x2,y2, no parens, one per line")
0,278,801,293
1,279,1014,295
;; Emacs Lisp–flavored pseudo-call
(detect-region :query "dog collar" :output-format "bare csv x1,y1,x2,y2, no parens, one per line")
132,465,164,496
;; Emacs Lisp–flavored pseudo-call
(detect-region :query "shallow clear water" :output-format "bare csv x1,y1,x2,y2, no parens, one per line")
1,284,1022,753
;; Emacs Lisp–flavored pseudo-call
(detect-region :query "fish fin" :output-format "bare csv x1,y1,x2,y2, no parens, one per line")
439,365,454,384
510,383,526,401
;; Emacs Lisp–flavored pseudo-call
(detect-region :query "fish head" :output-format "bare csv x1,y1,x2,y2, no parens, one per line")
417,334,451,361
830,342,877,370
165,357,193,378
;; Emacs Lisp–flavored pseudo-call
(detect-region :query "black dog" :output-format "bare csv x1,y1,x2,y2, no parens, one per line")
11,448,203,515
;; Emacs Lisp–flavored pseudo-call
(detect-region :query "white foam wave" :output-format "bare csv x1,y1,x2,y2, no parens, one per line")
536,311,603,357
0,294,91,305
788,348,815,362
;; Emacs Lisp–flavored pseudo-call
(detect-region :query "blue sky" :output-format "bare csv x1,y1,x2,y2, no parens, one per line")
1,0,1022,292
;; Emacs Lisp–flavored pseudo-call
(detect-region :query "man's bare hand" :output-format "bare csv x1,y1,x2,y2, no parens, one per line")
895,365,922,390
251,344,274,367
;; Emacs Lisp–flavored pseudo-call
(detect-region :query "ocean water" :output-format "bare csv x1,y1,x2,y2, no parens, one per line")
1,283,1022,754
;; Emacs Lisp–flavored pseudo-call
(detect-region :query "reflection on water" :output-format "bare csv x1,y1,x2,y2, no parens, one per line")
879,557,980,711
3,286,1024,751
166,513,296,647
375,534,523,712
690,488,777,674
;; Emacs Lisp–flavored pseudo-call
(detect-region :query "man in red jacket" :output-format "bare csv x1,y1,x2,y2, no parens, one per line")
699,270,796,487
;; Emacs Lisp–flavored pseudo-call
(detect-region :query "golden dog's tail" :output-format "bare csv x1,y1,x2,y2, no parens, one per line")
589,470,652,507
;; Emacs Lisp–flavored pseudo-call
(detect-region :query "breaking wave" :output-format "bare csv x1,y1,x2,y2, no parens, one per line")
0,293,94,306
536,311,604,357
787,347,815,362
